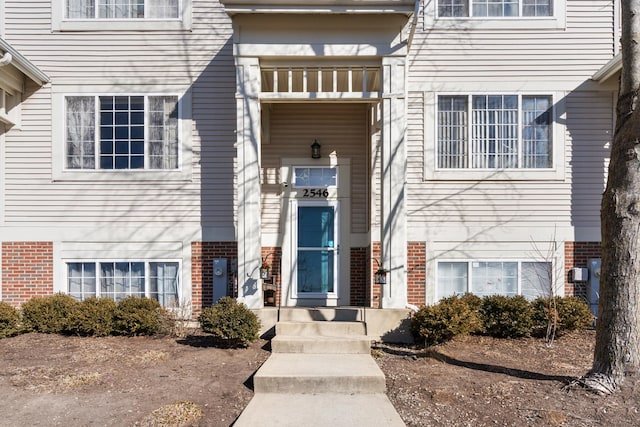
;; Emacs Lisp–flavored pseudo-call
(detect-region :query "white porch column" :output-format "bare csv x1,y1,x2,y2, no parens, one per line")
235,57,263,309
380,56,408,309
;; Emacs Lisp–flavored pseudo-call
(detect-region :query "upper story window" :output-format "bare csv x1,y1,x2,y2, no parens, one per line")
437,0,552,18
65,95,179,170
437,94,552,170
53,0,191,31
66,0,179,19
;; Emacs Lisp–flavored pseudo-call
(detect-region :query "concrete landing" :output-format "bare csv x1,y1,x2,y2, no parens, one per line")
253,353,386,394
233,393,405,427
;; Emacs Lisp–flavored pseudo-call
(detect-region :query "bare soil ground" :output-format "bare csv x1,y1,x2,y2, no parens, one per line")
0,330,638,426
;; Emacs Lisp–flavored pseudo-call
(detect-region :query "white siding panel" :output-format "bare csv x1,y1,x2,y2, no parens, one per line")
262,103,369,234
2,2,237,229
407,89,612,229
411,1,615,84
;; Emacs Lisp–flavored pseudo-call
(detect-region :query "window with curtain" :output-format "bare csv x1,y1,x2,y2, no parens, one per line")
437,260,551,300
66,0,180,19
65,95,179,170
437,0,552,17
67,261,179,306
437,94,552,169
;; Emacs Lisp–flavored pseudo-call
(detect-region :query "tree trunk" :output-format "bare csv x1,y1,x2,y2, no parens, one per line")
585,0,640,394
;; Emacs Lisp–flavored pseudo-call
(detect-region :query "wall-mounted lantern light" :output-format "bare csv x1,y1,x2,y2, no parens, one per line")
311,139,321,159
373,258,388,285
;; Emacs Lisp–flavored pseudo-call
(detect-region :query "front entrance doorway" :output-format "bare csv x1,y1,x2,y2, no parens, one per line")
295,202,339,298
280,160,351,307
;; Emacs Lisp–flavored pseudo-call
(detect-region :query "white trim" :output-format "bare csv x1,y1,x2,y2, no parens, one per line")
424,91,566,181
423,0,566,30
52,0,192,32
52,88,192,182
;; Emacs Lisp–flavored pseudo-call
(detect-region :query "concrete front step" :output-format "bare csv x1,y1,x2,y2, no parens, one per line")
271,334,371,354
234,393,405,426
278,307,364,322
253,353,387,394
276,320,366,337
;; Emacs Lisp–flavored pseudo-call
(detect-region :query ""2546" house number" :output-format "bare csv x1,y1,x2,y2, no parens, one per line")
302,188,329,198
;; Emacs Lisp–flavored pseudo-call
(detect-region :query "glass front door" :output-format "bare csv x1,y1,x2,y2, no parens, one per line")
296,203,338,295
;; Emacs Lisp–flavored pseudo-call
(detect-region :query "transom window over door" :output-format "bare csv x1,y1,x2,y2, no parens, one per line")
66,0,180,19
65,95,179,170
437,94,552,169
437,0,552,17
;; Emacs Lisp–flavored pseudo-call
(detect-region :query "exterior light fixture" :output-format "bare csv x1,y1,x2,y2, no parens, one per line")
311,139,321,159
373,258,388,285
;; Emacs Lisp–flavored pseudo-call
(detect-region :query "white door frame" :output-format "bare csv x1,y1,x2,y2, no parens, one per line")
281,157,351,307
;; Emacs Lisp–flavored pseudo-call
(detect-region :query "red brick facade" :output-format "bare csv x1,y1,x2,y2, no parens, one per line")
564,241,601,299
407,241,426,307
371,242,382,308
350,247,369,306
261,246,282,306
191,242,237,315
1,242,54,306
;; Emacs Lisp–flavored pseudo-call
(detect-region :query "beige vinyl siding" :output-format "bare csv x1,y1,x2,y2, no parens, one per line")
262,103,369,234
406,90,613,229
2,1,237,229
411,1,615,84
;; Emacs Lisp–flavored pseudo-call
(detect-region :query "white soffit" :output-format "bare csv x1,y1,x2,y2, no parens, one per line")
219,0,416,15
0,38,49,86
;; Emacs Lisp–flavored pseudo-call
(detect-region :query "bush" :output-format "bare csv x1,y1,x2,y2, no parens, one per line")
556,296,594,332
531,297,559,338
411,295,482,346
21,293,79,334
67,297,117,336
199,297,260,347
0,302,21,338
531,296,594,337
480,295,533,338
113,296,162,336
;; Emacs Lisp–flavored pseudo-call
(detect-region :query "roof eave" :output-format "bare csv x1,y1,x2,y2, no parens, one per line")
592,53,621,84
219,0,416,16
0,39,49,86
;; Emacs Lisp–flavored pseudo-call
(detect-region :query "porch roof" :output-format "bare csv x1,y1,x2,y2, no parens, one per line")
592,53,621,84
0,38,49,87
219,0,417,16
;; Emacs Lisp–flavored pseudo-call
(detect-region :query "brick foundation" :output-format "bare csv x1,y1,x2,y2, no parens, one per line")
262,246,282,307
564,241,601,299
191,242,237,315
407,241,426,307
350,247,368,306
1,242,54,306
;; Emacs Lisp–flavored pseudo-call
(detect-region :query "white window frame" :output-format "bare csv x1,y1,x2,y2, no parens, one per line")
52,87,192,182
424,91,565,181
52,0,192,31
423,0,566,30
65,259,182,306
435,259,552,301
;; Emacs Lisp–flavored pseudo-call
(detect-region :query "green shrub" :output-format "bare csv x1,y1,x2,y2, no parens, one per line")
67,297,116,336
21,293,79,334
531,296,594,337
113,296,162,336
0,301,21,338
411,295,482,346
480,295,533,338
199,297,260,347
556,296,594,332
531,297,559,338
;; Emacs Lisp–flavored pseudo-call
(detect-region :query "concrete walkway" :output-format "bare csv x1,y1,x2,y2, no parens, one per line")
233,309,405,426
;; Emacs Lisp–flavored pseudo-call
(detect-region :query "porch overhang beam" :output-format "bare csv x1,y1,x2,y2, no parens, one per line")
220,0,416,16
